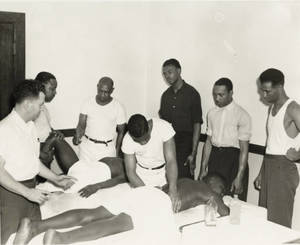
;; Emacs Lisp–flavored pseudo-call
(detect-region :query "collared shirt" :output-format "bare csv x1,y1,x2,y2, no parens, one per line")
159,81,203,133
34,104,52,142
207,101,251,148
0,110,40,181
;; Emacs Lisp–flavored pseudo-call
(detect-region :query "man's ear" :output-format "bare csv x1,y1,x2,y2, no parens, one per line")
23,99,31,111
177,68,182,75
110,87,115,94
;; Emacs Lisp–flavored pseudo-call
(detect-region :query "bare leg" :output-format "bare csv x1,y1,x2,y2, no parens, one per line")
43,213,133,244
53,139,79,173
13,206,113,245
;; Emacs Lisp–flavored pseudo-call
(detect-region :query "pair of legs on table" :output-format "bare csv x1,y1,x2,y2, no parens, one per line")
14,206,133,245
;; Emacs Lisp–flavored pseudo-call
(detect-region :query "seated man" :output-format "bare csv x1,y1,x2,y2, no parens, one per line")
34,72,77,177
121,114,179,211
42,133,127,197
162,173,229,216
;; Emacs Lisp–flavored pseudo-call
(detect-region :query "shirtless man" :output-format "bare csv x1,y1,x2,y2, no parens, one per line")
13,173,228,245
254,68,300,227
162,173,229,216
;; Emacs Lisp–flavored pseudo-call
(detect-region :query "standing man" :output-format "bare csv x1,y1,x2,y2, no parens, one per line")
73,77,126,162
159,58,203,179
200,78,251,201
121,114,180,212
0,80,75,244
35,71,76,175
255,68,300,227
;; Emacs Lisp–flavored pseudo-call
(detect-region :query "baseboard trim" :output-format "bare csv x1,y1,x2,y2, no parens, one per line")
60,129,266,156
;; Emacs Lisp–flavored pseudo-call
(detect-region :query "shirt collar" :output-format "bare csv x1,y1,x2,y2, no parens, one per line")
10,109,33,133
170,80,186,94
216,100,235,111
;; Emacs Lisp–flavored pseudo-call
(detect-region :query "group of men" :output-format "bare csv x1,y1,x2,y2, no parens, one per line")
0,58,300,244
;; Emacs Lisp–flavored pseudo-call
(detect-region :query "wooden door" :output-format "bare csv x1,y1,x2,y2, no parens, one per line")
0,11,25,119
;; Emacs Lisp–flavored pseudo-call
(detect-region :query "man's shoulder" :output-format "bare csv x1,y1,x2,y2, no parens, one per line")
287,100,300,116
232,102,250,117
161,86,173,97
152,117,172,128
183,82,200,96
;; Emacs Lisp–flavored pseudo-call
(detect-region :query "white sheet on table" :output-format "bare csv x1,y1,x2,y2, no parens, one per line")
37,160,112,193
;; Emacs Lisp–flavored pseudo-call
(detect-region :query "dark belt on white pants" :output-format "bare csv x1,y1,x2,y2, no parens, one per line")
85,135,113,146
137,163,165,170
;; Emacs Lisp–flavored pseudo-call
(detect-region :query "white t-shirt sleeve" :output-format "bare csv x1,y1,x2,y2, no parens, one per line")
158,119,175,142
121,133,136,154
116,101,126,125
80,98,90,115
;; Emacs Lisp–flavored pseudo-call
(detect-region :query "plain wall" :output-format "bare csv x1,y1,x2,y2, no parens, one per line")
1,0,300,230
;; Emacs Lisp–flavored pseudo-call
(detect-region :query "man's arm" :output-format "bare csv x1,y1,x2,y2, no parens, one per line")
73,113,87,145
78,174,127,198
163,137,181,212
124,153,145,187
0,157,50,204
115,123,126,157
199,135,212,180
38,162,76,190
231,140,249,194
185,122,201,176
286,102,300,162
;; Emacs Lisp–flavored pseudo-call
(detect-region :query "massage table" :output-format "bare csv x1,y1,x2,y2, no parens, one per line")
7,160,300,245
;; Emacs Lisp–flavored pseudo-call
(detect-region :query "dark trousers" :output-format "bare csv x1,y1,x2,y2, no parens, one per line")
174,132,193,179
207,146,249,201
259,155,299,228
0,178,41,244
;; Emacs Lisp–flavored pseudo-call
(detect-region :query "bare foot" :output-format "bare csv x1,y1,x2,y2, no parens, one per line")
43,230,60,245
13,218,36,245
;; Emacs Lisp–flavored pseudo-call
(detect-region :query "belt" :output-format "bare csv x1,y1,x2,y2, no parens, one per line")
137,163,165,170
85,135,113,146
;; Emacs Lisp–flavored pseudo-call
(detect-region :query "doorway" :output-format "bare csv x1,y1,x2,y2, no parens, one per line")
0,11,25,119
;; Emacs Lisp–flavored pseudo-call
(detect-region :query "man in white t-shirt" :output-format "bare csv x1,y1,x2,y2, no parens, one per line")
73,77,126,162
121,114,180,212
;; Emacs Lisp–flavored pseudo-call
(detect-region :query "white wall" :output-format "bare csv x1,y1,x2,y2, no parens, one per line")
2,2,149,128
1,0,300,230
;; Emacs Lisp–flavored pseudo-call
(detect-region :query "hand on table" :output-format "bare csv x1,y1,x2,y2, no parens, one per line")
78,184,99,198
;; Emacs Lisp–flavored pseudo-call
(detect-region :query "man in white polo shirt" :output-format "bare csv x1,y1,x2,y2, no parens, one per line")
121,114,180,212
73,77,126,162
0,80,75,244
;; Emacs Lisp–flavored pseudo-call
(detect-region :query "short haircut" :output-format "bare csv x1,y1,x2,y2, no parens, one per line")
13,80,43,104
35,72,56,85
127,114,149,138
98,76,114,88
259,68,284,86
162,58,181,69
214,77,233,92
203,172,226,188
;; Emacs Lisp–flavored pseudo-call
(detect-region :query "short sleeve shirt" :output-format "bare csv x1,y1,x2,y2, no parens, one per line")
0,110,40,181
121,118,175,168
80,97,126,140
206,101,252,148
34,104,52,142
159,81,203,133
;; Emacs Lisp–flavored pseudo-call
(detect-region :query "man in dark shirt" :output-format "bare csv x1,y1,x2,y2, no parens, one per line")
159,58,203,179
